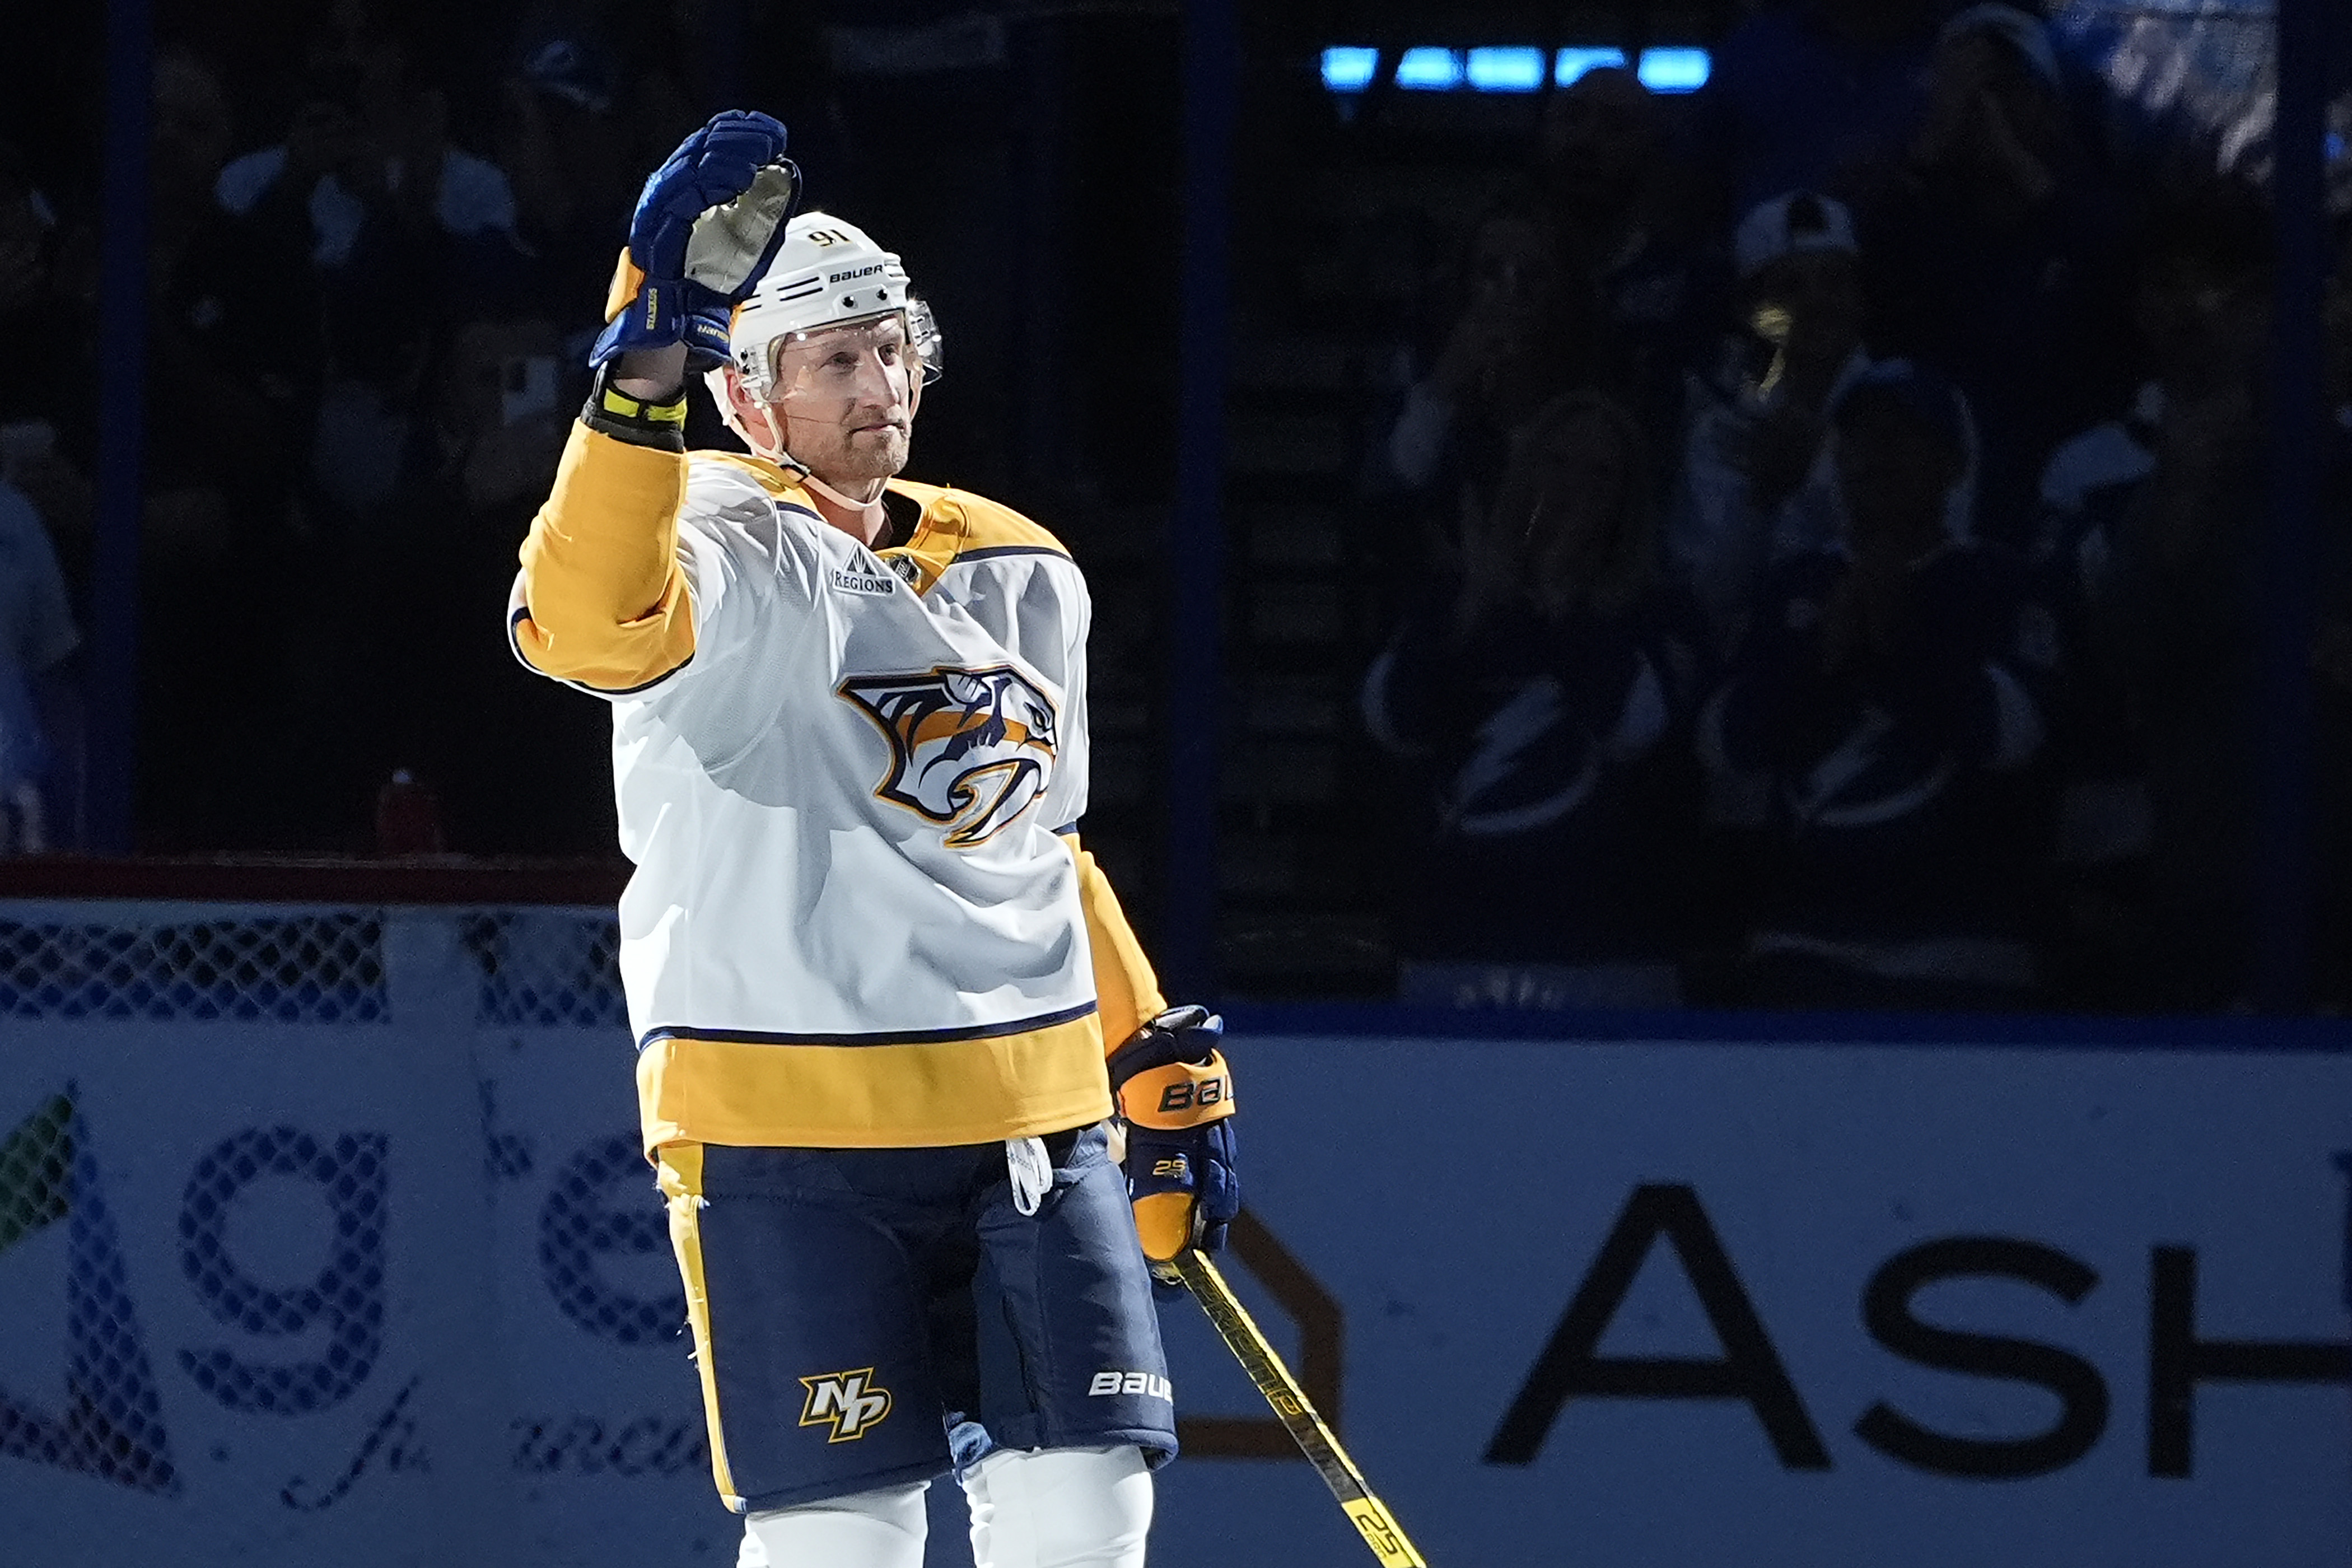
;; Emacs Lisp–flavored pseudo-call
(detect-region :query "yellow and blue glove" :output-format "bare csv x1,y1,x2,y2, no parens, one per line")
1109,1005,1239,1270
592,109,800,372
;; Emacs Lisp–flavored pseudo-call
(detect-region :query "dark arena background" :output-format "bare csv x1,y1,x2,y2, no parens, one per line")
1,1,2349,1563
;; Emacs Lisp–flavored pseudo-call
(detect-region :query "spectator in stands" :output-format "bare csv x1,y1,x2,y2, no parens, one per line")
1377,192,1597,625
146,50,259,580
1671,190,1874,647
0,144,94,851
0,142,95,606
1699,0,1945,218
0,475,80,855
1362,391,1704,1009
1698,362,2059,1009
496,25,640,359
136,48,329,851
1536,67,1714,444
214,0,522,521
1382,194,1580,511
1854,3,2134,544
2035,182,2274,1007
348,310,608,853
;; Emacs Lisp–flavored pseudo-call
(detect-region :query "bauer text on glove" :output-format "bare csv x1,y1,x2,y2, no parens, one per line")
1108,1005,1239,1264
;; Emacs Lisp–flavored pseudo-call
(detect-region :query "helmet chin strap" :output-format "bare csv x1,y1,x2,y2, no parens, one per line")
748,403,891,515
781,452,890,514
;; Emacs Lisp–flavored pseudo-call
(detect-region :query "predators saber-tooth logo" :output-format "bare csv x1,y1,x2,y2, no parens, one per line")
839,665,1060,847
799,1369,893,1443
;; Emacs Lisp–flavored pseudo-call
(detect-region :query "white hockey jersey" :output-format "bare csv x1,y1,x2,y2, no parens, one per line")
511,426,1157,1153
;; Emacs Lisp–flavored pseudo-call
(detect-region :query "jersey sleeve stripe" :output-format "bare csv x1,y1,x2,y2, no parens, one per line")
951,544,1073,565
508,604,694,697
514,422,698,692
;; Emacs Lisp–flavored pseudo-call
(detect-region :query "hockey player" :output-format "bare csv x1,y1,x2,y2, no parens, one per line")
507,111,1237,1567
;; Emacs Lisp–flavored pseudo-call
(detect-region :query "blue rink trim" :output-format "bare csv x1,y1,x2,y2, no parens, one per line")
640,1000,1098,1050
1215,1001,2352,1053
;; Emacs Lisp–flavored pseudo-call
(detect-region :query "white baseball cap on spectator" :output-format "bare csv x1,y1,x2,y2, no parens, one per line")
1733,190,1858,281
1939,3,2063,89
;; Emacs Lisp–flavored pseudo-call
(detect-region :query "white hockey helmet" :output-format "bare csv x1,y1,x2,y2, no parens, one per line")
726,212,942,400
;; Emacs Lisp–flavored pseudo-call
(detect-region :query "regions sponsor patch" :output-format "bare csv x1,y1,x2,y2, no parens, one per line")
797,1368,893,1442
829,556,897,596
1087,1370,1173,1402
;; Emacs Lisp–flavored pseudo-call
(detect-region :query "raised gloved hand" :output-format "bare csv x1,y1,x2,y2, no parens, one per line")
592,109,800,372
1108,1005,1238,1270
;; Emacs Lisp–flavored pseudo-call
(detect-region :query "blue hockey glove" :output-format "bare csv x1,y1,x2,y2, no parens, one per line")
1109,1005,1239,1269
592,109,800,372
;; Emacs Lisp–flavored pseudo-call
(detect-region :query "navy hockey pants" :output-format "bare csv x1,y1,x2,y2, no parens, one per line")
657,1122,1176,1514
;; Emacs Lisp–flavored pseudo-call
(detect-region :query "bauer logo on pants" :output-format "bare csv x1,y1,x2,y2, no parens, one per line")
1088,1370,1173,1401
798,1369,893,1442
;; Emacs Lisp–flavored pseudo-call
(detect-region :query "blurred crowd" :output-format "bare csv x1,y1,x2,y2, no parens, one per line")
0,0,2345,1016
1356,0,2352,1013
0,0,867,858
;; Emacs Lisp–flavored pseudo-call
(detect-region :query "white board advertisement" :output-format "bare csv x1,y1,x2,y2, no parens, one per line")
1,903,2345,1566
1151,1035,2352,1568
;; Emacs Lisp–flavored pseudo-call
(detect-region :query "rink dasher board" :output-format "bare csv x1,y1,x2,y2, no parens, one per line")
1150,1033,2352,1568
0,903,734,1568
0,899,2345,1566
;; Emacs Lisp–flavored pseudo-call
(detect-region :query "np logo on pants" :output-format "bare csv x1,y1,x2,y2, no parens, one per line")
799,1368,893,1442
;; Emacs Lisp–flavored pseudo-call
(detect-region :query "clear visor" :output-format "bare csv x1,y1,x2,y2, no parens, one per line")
759,311,936,407
906,295,942,381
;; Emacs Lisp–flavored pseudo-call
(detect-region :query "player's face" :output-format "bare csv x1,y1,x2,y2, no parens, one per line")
766,316,916,484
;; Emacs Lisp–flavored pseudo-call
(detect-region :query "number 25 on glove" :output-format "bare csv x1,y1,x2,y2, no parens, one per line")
1108,1006,1239,1268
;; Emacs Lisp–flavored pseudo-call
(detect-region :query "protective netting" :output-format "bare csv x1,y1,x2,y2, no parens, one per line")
465,912,682,1350
176,1127,390,1416
510,1413,708,1478
0,1093,179,1494
0,901,699,1530
464,909,628,1030
0,912,386,1023
539,1131,686,1346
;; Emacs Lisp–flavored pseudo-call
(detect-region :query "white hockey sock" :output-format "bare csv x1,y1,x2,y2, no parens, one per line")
739,1480,930,1568
963,1444,1152,1568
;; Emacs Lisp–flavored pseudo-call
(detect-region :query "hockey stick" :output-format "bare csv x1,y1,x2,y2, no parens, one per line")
1172,1248,1429,1567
